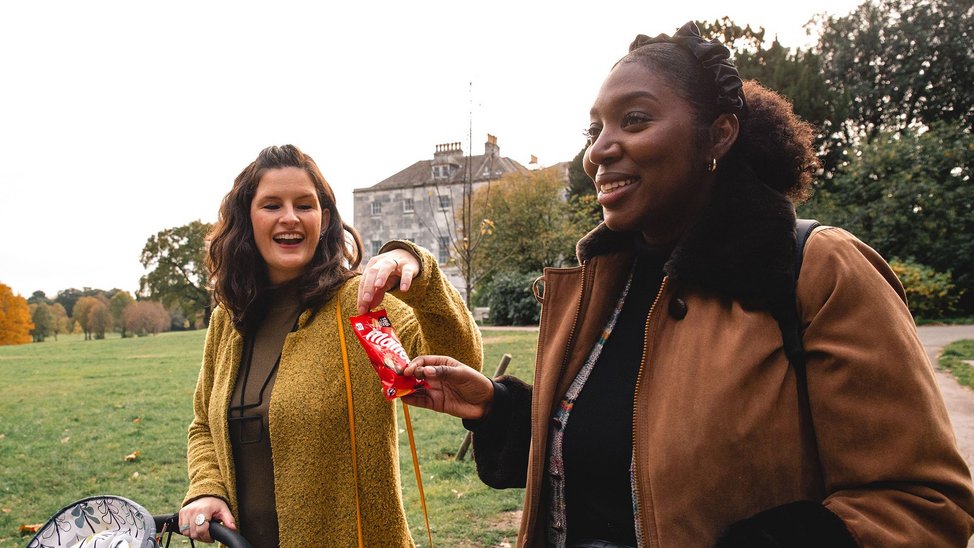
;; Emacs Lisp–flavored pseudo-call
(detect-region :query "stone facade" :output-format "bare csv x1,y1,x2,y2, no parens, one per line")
353,135,530,294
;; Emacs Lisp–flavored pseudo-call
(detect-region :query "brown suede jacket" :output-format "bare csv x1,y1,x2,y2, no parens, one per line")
470,174,974,547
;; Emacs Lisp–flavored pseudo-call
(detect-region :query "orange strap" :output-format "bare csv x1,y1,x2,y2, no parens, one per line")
402,402,434,548
336,302,434,547
336,301,365,548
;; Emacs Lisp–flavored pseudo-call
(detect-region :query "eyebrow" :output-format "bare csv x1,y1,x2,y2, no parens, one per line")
254,192,319,203
590,90,660,116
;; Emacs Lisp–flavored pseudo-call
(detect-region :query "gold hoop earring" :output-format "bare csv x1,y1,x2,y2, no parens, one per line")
707,158,718,172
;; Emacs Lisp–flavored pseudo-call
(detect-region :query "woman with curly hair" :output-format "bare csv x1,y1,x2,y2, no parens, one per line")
178,144,482,547
394,22,974,547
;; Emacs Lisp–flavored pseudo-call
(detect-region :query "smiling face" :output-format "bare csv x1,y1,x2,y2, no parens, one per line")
250,167,330,285
583,61,716,245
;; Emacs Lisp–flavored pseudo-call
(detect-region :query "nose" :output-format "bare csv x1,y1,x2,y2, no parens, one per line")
280,205,299,225
586,129,621,168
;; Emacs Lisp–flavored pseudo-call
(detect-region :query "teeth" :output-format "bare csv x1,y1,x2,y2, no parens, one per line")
600,178,638,192
274,233,303,241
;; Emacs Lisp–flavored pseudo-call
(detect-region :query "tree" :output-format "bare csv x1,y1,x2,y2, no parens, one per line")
140,220,213,327
799,121,974,312
55,288,83,317
55,287,111,317
815,0,974,144
123,300,171,336
110,291,136,338
73,295,107,341
50,302,69,341
472,168,588,288
89,301,111,339
0,283,33,346
28,290,51,306
30,302,53,342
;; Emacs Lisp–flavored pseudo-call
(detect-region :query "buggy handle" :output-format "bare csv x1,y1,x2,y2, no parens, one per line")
154,514,253,548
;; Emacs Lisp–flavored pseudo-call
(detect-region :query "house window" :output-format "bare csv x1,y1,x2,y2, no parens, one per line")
371,240,382,256
371,201,382,216
438,237,451,264
438,195,451,209
433,165,453,180
403,198,414,213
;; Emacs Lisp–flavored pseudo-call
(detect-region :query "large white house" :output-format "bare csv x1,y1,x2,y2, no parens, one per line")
352,135,530,294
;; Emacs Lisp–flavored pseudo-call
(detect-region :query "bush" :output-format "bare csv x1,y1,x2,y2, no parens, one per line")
484,272,542,326
889,259,963,320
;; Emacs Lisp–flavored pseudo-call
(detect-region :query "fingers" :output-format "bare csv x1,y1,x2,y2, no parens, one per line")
178,497,231,542
213,505,236,530
357,249,421,314
403,355,462,378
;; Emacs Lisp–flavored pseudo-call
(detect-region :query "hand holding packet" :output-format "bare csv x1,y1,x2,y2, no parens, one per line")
349,309,426,400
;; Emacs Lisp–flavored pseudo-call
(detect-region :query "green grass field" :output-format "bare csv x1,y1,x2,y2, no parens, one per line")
0,328,539,547
939,339,974,390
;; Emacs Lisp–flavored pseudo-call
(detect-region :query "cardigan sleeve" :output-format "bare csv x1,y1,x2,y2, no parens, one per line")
375,240,483,374
791,227,974,546
183,307,232,507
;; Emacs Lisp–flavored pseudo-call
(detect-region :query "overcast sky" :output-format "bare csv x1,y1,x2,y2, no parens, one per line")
0,0,863,299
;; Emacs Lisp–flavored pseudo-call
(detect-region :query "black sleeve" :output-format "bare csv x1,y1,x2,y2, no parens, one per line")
461,375,533,489
715,501,859,547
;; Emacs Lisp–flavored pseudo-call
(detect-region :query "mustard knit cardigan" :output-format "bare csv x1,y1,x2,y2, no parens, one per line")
184,243,483,547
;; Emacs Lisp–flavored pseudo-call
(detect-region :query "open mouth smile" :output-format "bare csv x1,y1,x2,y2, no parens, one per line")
273,232,305,245
599,177,639,193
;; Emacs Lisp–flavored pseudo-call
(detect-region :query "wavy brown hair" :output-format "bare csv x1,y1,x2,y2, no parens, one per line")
207,144,363,330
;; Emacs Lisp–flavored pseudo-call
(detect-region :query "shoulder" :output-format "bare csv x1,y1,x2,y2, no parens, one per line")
800,226,907,306
205,306,233,337
804,226,893,278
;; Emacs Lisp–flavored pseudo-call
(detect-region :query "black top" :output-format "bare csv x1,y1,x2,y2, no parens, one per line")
562,245,667,546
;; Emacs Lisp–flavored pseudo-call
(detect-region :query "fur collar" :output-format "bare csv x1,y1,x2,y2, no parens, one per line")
576,160,798,308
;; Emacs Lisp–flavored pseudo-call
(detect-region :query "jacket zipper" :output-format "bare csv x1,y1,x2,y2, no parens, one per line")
632,275,668,548
529,261,588,545
557,261,589,386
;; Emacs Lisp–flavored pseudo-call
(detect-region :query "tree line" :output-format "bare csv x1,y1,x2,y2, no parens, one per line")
1,0,969,344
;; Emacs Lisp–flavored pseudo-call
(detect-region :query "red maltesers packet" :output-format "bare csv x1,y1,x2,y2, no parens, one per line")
349,309,426,400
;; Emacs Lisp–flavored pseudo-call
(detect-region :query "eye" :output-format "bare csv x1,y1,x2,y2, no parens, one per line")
622,112,652,128
583,124,602,145
261,203,280,210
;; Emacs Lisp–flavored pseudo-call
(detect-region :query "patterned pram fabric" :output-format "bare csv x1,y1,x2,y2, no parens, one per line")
26,495,157,548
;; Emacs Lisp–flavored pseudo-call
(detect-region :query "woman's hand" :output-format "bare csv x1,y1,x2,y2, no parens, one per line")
401,355,495,419
357,248,421,314
178,496,236,543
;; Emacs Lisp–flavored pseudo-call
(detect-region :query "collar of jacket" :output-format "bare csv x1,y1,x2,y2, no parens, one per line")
575,160,798,310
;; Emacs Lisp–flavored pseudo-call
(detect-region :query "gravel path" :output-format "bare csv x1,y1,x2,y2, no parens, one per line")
916,325,974,547
917,325,974,471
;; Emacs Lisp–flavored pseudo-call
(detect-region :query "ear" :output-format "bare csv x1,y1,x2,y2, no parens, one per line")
709,113,740,161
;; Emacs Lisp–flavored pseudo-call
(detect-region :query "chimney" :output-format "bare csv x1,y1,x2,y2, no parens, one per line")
433,142,463,165
484,134,499,157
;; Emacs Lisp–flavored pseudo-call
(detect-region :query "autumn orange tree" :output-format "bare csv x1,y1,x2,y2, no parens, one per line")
0,282,33,345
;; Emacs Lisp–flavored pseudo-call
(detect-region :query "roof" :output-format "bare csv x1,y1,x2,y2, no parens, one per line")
354,153,531,193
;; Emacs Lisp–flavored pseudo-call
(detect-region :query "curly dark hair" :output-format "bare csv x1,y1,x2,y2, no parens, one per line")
622,43,819,203
207,144,363,330
732,81,819,203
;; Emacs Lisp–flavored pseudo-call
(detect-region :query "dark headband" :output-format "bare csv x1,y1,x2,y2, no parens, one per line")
629,21,747,117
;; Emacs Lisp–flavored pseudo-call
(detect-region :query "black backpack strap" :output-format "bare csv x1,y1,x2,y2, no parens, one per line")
781,219,820,366
776,218,824,497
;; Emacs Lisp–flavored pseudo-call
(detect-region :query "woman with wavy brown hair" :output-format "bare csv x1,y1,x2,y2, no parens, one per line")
395,23,974,547
178,144,482,547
